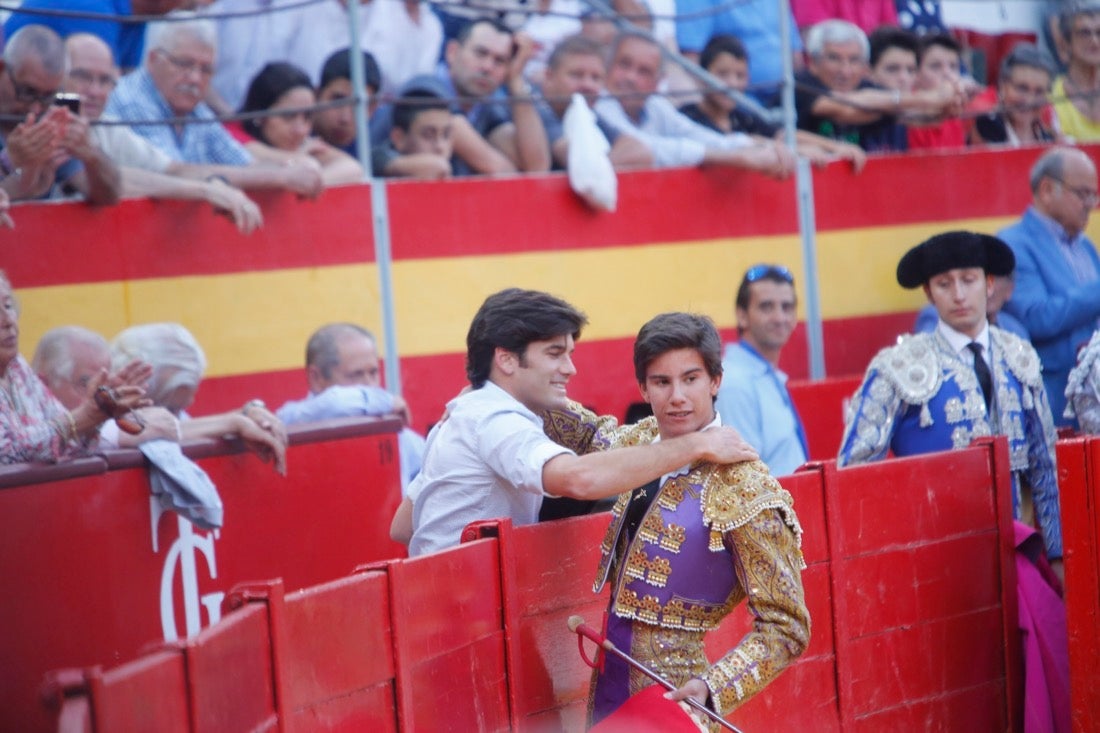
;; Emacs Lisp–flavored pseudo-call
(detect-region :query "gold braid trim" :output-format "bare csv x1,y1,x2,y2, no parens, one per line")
700,461,805,569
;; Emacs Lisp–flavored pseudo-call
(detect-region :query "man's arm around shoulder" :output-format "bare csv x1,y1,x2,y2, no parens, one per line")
542,426,757,500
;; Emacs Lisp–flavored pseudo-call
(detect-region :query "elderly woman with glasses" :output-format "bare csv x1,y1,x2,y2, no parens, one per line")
971,43,1061,147
0,270,148,464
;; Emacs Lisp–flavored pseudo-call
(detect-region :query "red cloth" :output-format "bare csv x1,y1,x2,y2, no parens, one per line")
589,685,706,733
907,118,967,151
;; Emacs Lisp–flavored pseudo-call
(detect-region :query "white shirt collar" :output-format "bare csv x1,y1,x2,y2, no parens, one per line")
936,318,990,357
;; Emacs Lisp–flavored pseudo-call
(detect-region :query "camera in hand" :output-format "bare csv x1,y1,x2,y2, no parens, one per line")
52,93,81,114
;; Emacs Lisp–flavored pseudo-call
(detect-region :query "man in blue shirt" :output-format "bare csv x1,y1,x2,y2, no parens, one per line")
715,264,808,476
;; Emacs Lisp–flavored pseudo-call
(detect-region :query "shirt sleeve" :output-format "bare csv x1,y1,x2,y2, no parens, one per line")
701,507,810,714
478,409,574,497
275,386,396,424
594,98,706,168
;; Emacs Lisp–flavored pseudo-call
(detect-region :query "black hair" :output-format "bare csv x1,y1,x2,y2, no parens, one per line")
868,26,919,68
455,16,513,46
318,47,381,93
699,34,748,71
466,288,587,388
240,61,313,141
917,32,961,63
633,312,722,383
392,91,451,132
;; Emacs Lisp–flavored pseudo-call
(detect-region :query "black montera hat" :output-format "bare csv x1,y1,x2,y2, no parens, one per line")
896,230,1016,289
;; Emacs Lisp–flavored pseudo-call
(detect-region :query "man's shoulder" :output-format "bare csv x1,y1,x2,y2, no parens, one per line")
109,70,158,111
719,342,766,379
699,459,799,535
862,332,943,401
453,383,537,421
991,327,1044,388
996,208,1040,244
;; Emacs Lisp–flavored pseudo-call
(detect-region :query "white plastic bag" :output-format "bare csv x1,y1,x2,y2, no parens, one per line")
563,93,617,212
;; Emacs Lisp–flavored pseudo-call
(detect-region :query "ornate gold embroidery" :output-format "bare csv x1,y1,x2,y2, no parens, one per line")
657,480,684,509
638,509,663,545
660,523,686,553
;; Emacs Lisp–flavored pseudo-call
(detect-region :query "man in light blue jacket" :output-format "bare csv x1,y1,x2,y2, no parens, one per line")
999,146,1100,426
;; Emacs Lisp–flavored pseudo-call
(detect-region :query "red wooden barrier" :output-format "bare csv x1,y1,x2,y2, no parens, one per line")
44,649,190,733
38,441,1023,733
829,438,1020,731
367,539,511,732
183,602,278,731
465,514,613,731
1,417,402,733
226,575,399,732
1055,437,1100,733
789,375,862,463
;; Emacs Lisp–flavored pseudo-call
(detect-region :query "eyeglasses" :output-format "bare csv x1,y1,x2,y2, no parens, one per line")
744,264,795,284
67,68,117,90
1072,27,1100,41
4,67,57,106
1048,176,1100,207
156,50,215,78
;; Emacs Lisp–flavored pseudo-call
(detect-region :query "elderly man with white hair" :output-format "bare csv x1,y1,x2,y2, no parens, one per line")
795,19,966,151
32,325,181,447
111,322,290,474
104,14,323,197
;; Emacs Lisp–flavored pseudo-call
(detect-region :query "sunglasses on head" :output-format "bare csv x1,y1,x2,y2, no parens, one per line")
744,264,794,284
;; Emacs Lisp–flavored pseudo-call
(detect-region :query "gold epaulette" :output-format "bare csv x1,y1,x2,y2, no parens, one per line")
700,460,804,566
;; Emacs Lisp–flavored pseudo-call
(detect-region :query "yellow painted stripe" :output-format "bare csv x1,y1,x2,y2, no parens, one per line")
14,214,1051,377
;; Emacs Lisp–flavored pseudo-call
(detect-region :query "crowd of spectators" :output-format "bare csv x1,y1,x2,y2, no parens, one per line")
0,0,1091,218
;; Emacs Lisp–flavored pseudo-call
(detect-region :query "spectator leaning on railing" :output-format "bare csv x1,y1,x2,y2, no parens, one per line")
795,19,966,153
594,31,794,177
373,17,551,176
63,32,262,234
104,13,325,198
235,61,363,186
970,42,1060,147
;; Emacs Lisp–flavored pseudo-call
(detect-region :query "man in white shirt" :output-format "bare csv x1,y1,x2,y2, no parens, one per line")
391,288,758,556
64,33,262,234
594,30,791,177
